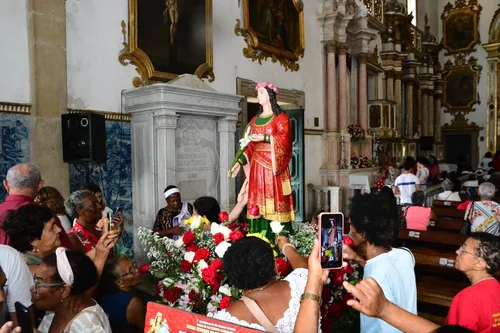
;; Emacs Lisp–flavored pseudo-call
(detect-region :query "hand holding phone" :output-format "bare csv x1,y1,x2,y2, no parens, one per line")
14,302,32,333
318,213,344,270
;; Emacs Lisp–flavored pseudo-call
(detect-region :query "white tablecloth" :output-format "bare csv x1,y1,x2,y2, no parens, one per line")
349,174,372,193
439,164,458,173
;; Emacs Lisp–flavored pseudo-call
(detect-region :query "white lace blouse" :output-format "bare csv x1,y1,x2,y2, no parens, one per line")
38,303,112,333
212,268,320,332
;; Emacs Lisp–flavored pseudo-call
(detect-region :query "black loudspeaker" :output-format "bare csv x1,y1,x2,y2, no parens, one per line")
420,136,434,151
61,113,107,163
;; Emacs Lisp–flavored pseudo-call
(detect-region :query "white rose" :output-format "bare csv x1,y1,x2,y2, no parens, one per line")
197,259,208,276
190,216,201,230
175,238,185,248
219,225,231,240
219,284,231,296
215,241,231,258
184,251,195,263
270,221,284,234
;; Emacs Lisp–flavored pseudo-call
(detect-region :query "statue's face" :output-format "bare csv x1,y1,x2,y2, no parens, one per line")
257,87,270,106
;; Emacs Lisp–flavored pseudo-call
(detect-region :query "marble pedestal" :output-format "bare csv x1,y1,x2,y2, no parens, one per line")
123,75,242,260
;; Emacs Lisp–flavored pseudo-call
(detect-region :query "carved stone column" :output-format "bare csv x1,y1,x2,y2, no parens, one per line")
386,71,394,101
218,116,238,211
338,43,349,133
154,114,179,208
394,72,403,136
358,53,368,132
327,43,337,132
421,90,428,136
405,81,414,137
434,80,444,143
427,93,434,136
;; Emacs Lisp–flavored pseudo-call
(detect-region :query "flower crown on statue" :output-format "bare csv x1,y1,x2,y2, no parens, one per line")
255,82,278,94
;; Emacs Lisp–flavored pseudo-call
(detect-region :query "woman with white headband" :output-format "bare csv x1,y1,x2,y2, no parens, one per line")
153,185,193,239
32,248,112,333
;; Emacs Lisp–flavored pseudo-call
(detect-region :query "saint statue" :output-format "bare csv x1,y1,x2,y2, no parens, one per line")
230,82,295,235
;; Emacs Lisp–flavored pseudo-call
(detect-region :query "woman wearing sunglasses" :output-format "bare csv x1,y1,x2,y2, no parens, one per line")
97,255,145,333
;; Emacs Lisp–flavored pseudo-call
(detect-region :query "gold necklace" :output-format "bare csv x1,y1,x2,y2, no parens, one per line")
244,281,276,295
473,276,495,285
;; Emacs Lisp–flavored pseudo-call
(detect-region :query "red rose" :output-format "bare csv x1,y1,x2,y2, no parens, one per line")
187,243,199,252
211,258,224,270
248,205,260,217
210,279,221,294
328,301,345,318
163,287,182,303
183,231,195,245
212,232,225,245
341,262,354,275
219,296,234,310
229,230,244,242
180,260,192,273
331,269,344,287
194,248,210,262
275,258,291,277
189,289,202,307
343,235,354,247
201,266,217,285
139,263,150,275
218,212,229,223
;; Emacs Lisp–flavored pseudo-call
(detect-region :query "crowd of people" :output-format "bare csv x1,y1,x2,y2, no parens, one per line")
0,161,499,333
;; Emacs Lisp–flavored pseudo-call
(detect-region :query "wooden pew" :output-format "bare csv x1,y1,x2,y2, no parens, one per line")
398,229,467,248
428,219,463,232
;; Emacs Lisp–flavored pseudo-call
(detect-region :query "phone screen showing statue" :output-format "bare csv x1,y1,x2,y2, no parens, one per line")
320,214,343,269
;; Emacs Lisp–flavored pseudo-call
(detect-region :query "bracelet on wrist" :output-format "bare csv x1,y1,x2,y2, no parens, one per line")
301,293,322,305
281,243,296,255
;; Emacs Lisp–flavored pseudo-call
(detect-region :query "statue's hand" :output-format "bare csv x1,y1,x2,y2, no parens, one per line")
230,163,241,178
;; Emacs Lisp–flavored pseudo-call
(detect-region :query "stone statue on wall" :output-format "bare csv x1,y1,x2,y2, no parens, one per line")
229,82,295,237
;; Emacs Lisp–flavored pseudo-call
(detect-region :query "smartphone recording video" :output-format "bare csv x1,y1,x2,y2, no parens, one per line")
319,213,344,269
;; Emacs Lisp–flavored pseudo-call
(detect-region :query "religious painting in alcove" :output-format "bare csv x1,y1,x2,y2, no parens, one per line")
119,0,214,87
234,0,304,71
441,0,482,55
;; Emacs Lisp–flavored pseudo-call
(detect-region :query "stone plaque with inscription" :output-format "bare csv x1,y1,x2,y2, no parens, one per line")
175,116,219,201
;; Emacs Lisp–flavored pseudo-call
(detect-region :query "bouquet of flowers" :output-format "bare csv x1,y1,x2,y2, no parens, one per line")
351,155,373,169
321,236,363,332
348,124,365,140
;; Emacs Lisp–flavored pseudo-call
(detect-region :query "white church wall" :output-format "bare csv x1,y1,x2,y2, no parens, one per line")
65,0,324,187
0,0,31,103
437,0,496,159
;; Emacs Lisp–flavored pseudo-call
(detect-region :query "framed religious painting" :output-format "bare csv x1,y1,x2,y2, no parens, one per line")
119,0,214,87
235,0,305,71
441,0,482,55
442,54,482,113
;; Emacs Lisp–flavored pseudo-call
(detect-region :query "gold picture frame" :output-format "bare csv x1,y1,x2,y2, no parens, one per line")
441,0,482,55
119,0,214,87
234,0,305,71
442,54,482,113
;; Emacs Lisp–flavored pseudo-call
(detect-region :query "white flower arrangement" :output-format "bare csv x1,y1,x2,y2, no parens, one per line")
270,221,284,234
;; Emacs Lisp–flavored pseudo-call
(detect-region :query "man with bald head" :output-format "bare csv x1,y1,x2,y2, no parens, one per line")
0,164,74,249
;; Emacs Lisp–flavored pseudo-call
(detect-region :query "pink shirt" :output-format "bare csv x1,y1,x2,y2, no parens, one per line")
405,206,432,230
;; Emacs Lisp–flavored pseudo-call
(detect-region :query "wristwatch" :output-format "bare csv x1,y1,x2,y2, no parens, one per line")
301,293,321,305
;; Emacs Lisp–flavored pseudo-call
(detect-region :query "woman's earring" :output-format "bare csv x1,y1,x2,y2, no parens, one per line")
33,247,39,253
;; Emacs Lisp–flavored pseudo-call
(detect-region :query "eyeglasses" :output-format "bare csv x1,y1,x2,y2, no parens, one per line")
117,263,139,280
31,281,65,294
458,244,491,269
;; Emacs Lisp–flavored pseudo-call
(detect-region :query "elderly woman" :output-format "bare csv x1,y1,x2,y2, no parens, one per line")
98,255,145,333
153,185,193,238
2,204,61,273
65,190,121,254
33,248,112,333
212,236,311,332
437,179,462,202
35,186,72,231
464,182,500,235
